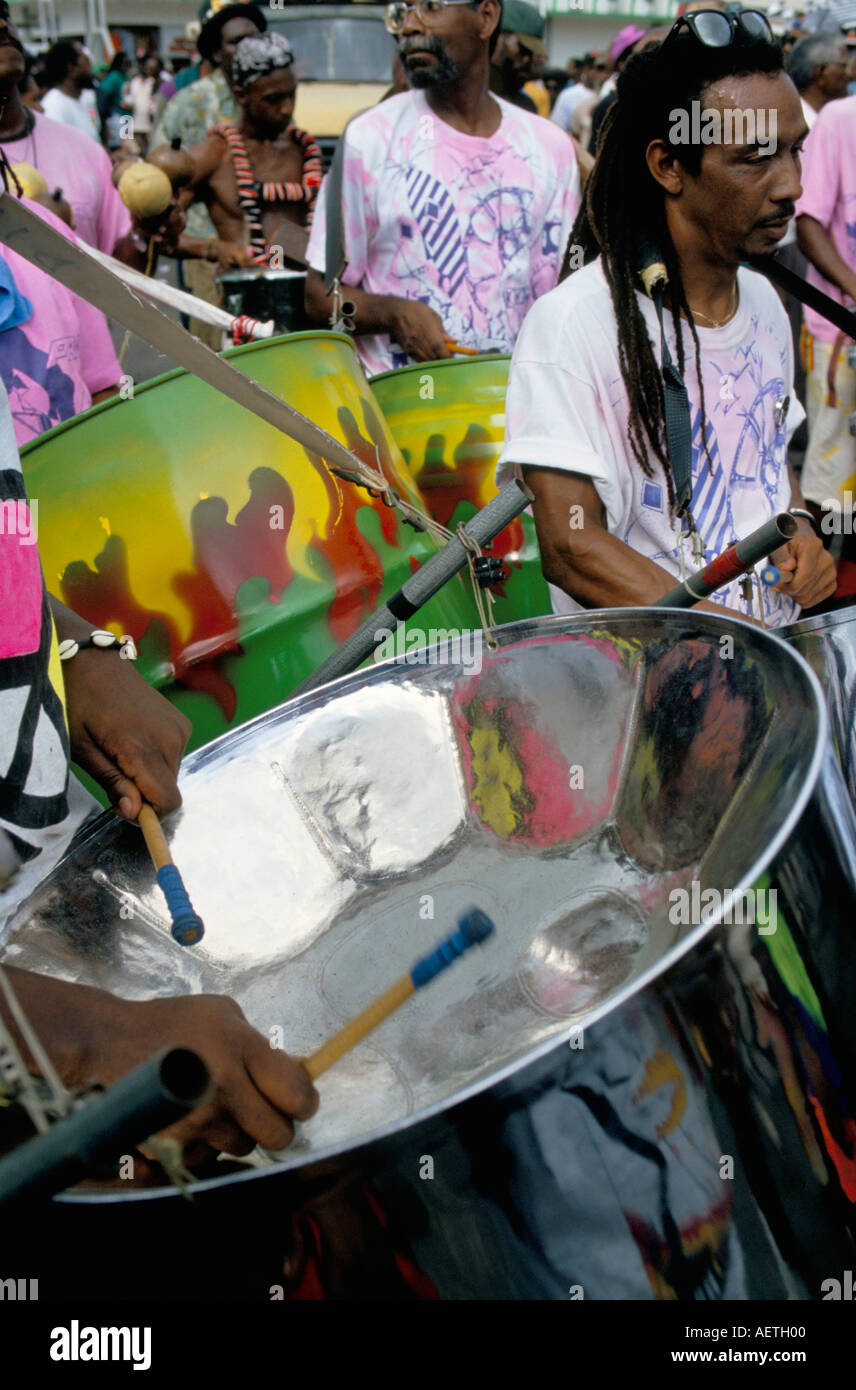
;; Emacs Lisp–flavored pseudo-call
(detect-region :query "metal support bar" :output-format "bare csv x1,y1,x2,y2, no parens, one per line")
293,481,531,695
0,1047,211,1208
653,514,797,609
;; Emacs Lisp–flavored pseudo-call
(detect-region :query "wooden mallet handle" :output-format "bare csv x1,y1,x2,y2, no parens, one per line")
303,909,494,1080
137,805,204,947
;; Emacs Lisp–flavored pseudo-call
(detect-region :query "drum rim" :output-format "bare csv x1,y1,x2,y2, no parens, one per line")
785,605,856,637
369,352,510,384
18,330,359,455
216,268,307,283
47,608,830,1205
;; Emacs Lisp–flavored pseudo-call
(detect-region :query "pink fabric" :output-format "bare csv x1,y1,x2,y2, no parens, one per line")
0,199,121,448
795,93,856,344
0,498,41,658
3,112,131,253
306,90,580,377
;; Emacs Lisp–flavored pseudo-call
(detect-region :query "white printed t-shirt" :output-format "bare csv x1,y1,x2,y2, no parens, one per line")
41,87,99,142
306,90,581,377
497,259,803,628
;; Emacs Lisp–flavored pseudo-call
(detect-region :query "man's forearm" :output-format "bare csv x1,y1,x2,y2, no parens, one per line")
0,966,120,1089
304,268,399,334
796,214,856,301
545,525,740,618
524,465,751,619
175,234,216,261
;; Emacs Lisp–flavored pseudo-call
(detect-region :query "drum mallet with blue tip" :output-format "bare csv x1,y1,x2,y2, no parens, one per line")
303,909,495,1080
138,805,204,947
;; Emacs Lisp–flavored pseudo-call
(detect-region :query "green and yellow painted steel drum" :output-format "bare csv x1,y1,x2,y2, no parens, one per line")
371,355,551,623
22,332,478,751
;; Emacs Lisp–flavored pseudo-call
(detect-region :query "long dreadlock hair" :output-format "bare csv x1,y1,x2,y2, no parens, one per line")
563,27,784,514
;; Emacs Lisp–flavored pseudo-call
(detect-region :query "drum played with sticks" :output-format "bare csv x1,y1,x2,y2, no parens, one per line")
371,355,551,623
218,267,310,336
20,331,479,752
5,611,856,1300
784,606,856,807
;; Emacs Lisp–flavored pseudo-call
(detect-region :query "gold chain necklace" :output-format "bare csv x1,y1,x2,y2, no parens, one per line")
687,281,738,328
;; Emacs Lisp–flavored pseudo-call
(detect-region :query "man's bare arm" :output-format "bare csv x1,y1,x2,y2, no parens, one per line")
304,268,452,360
796,213,856,302
523,466,742,617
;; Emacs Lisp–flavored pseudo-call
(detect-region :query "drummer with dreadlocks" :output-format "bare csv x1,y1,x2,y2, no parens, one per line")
167,32,322,270
497,9,836,625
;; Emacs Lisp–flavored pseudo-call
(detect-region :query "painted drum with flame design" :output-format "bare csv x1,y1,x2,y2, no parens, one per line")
370,355,551,623
21,332,479,751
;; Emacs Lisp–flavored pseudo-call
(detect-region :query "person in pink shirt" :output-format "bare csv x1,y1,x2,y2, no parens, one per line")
0,198,121,448
796,91,856,596
0,3,171,267
304,0,580,377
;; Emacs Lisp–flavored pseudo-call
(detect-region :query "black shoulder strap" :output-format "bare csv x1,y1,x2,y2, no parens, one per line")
652,286,694,519
324,126,348,295
751,253,856,340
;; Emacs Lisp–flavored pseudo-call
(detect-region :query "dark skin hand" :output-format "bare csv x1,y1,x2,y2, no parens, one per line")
177,233,252,268
1,968,319,1163
50,596,191,818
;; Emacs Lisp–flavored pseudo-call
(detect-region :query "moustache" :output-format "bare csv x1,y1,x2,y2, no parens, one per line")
399,35,448,60
759,205,795,225
0,34,24,55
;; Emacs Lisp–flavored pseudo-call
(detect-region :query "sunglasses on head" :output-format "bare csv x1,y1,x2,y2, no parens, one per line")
663,8,774,52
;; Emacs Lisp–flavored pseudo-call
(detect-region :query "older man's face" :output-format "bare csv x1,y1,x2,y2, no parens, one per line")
217,17,263,79
398,0,500,89
819,42,850,99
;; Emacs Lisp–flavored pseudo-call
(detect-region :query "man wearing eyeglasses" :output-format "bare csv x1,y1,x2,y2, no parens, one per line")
303,0,580,374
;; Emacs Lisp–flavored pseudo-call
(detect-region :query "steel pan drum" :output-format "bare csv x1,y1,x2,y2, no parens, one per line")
20,331,478,751
785,605,856,806
371,355,551,622
5,611,856,1300
218,267,311,336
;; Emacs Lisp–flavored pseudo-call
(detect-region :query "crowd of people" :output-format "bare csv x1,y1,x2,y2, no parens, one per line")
1,0,856,1269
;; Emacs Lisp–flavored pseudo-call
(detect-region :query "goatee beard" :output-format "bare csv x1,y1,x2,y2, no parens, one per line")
400,36,460,89
407,57,459,88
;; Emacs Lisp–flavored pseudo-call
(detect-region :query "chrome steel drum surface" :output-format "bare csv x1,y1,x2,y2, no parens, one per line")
785,606,856,805
2,612,834,1190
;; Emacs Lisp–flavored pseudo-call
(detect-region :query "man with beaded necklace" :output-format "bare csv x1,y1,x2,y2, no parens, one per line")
165,32,321,271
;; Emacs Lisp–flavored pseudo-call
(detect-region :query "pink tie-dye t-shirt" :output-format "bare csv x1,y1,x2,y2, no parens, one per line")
306,91,581,377
795,93,856,345
0,200,121,449
2,112,131,254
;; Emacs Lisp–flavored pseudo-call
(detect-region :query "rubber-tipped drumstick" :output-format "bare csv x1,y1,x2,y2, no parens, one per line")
443,338,480,356
653,513,798,609
303,909,495,1080
137,805,204,947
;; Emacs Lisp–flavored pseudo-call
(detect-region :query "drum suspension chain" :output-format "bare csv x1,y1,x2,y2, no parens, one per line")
327,450,500,651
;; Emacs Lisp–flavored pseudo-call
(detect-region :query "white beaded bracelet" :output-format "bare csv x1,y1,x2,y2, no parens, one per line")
58,630,138,662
